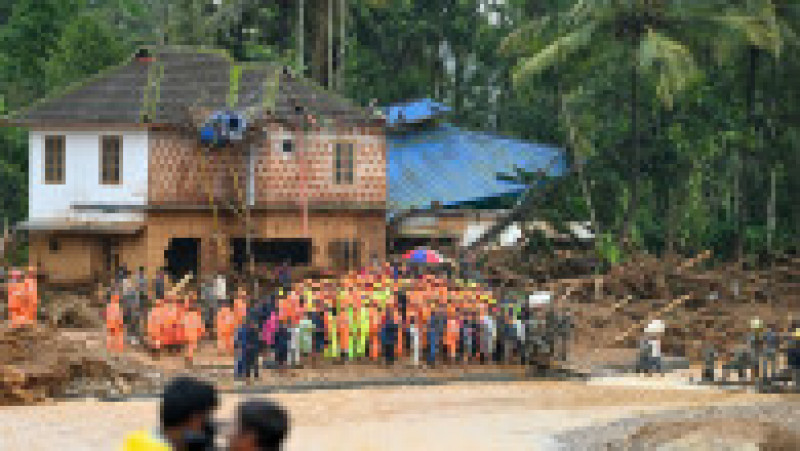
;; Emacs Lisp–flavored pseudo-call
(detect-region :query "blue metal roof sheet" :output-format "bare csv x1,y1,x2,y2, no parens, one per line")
387,123,566,212
382,99,452,127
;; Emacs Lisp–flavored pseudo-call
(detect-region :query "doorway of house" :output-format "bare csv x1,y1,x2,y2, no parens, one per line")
101,237,120,279
328,239,362,271
165,238,200,281
230,238,312,272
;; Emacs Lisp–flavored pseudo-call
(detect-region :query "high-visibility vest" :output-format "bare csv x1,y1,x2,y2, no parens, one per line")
121,430,171,451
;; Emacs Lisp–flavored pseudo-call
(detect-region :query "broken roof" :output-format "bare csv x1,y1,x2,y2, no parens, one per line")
387,123,566,212
10,47,383,127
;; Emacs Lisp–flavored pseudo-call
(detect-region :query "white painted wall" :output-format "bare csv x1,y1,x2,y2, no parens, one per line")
29,130,149,222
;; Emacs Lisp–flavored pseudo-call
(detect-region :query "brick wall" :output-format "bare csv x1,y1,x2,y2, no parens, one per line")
149,124,386,207
256,124,386,205
149,131,247,205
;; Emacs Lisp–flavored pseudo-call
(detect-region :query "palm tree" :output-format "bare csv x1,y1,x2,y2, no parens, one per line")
498,0,782,253
296,0,387,88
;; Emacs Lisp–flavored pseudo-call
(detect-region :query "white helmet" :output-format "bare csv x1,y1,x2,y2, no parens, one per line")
645,319,665,334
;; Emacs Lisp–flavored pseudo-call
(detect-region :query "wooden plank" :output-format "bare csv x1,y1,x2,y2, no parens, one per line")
614,294,691,343
167,272,194,298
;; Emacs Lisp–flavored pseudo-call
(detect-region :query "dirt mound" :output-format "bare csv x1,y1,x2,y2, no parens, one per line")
544,253,800,361
40,289,105,329
0,324,158,405
625,419,800,450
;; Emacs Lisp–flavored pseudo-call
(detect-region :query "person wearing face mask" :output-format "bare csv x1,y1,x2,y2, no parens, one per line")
122,376,219,451
227,399,290,451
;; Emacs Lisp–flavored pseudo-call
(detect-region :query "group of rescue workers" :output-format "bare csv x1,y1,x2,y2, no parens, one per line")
100,262,574,380
5,260,799,388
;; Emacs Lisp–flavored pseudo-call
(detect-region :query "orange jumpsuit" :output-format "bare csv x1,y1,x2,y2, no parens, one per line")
445,317,460,360
162,303,179,347
234,296,247,328
7,279,24,328
338,309,350,355
183,310,205,359
23,275,38,325
106,300,124,352
215,306,235,354
147,304,165,350
370,308,382,361
395,310,404,358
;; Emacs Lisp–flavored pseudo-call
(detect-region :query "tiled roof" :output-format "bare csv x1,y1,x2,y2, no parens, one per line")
13,47,381,127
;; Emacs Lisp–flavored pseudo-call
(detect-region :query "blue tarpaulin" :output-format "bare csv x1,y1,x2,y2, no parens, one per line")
387,121,566,212
382,99,453,127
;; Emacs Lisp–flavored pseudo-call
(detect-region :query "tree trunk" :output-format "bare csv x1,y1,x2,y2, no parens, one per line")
453,50,464,121
328,0,333,89
665,187,676,258
737,47,759,261
733,142,742,259
577,156,599,244
339,0,346,91
311,1,327,86
619,60,640,253
767,166,776,255
298,0,305,74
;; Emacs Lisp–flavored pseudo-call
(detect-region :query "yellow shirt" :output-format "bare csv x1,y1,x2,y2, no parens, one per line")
120,430,172,451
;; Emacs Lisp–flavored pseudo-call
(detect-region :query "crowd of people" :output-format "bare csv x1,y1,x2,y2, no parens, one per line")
104,261,574,380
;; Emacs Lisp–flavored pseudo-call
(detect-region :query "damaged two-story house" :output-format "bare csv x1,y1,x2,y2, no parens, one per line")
3,47,387,284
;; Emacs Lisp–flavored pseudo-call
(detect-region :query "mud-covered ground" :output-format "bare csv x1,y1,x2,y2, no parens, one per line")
1,379,796,450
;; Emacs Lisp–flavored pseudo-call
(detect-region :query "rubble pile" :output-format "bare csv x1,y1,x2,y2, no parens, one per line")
43,291,104,329
0,324,158,405
553,253,800,360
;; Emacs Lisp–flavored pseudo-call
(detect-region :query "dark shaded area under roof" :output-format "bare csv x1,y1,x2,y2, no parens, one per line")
13,47,382,127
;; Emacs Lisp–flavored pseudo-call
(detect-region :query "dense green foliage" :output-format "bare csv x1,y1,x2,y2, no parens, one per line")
0,0,797,263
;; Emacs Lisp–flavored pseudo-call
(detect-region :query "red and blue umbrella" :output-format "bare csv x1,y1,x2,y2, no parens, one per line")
402,249,444,263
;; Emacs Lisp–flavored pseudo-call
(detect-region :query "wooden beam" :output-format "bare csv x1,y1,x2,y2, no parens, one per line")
614,294,691,343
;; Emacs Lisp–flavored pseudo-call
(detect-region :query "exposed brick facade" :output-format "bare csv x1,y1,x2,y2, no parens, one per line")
149,124,386,208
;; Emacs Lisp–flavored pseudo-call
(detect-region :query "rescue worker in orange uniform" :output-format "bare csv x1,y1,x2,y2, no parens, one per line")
234,288,248,328
369,306,382,361
23,266,38,325
106,295,124,352
147,299,166,352
216,301,236,354
7,270,24,328
445,307,460,362
164,296,182,353
183,305,205,362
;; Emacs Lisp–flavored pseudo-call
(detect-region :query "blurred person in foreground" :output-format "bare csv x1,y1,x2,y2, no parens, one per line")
228,399,290,451
122,376,220,451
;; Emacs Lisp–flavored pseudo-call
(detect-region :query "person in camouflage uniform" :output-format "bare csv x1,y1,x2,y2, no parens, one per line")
523,305,554,372
702,344,717,382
